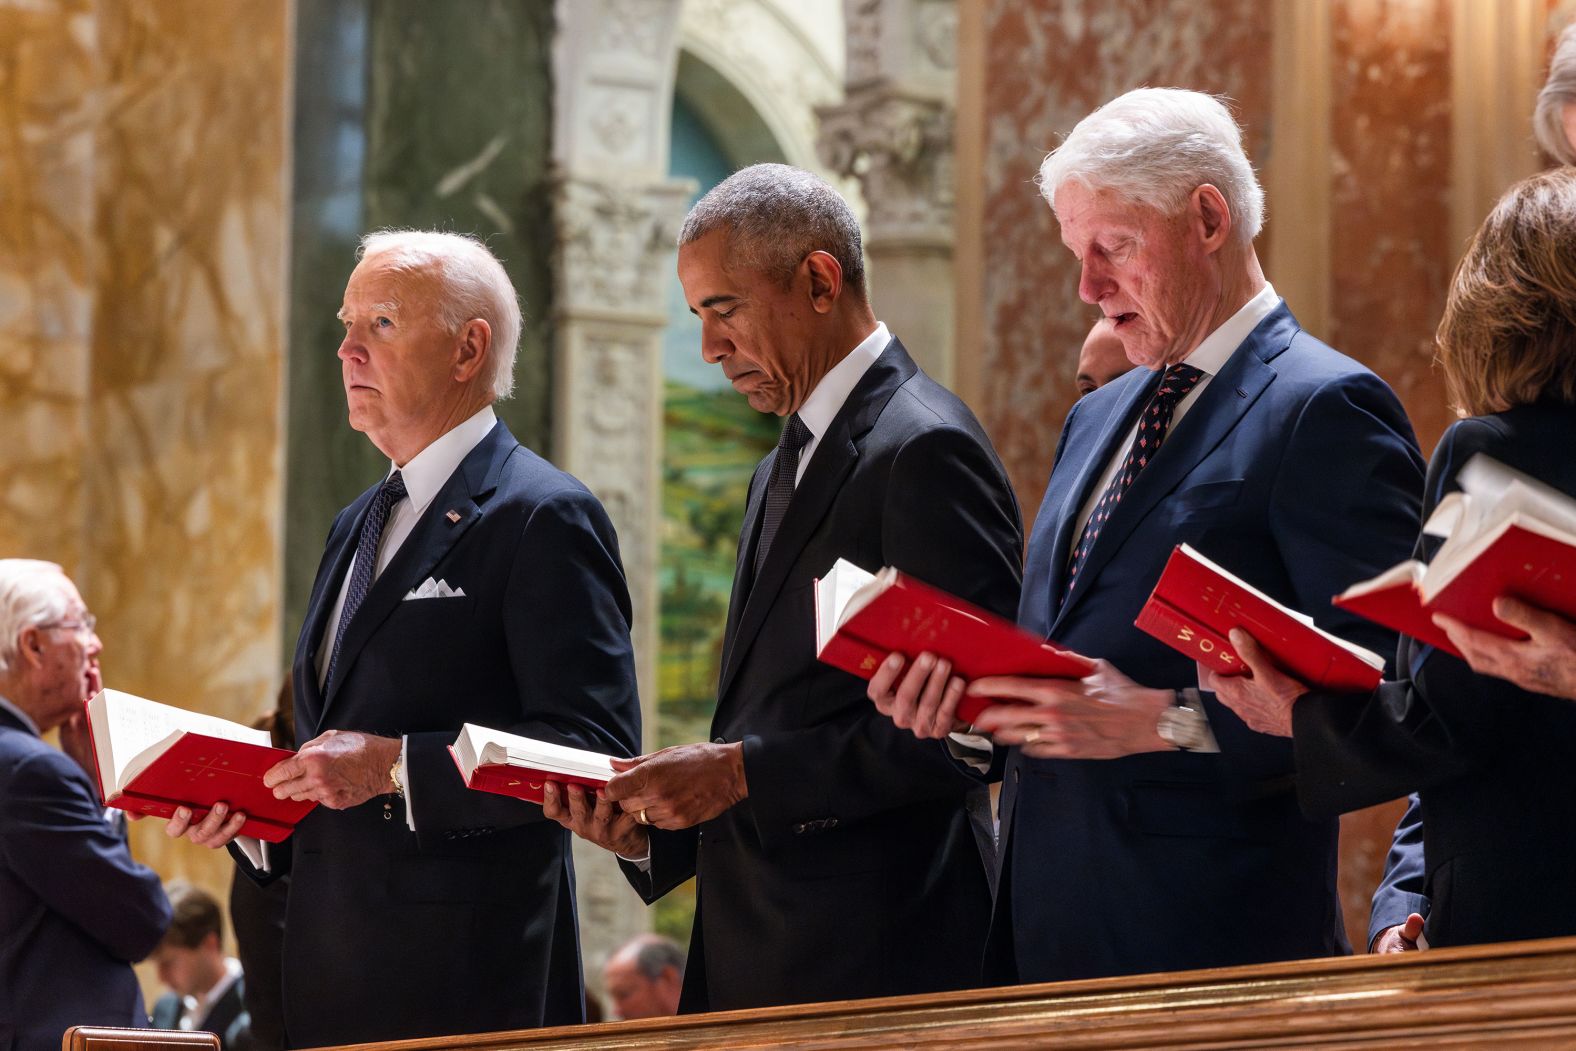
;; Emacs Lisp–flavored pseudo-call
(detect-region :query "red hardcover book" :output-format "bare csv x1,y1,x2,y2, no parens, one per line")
85,689,314,843
1335,518,1576,660
1137,544,1385,692
449,724,613,805
814,559,1095,724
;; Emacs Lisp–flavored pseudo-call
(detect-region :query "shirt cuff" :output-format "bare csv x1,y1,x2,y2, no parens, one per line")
1178,687,1221,753
617,850,652,871
400,735,416,831
946,731,994,772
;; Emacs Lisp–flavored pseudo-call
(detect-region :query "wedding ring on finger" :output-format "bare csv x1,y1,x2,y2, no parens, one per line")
636,808,650,825
1023,729,1042,745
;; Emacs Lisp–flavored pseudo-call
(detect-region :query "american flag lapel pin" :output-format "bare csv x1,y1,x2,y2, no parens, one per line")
445,510,461,524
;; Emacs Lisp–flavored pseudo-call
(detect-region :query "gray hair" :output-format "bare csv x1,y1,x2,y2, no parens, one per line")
0,560,72,676
678,163,867,298
1535,23,1576,166
1038,87,1265,244
620,935,686,981
357,230,522,400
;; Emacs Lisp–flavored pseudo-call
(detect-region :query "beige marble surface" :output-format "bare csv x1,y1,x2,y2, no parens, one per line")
0,0,290,988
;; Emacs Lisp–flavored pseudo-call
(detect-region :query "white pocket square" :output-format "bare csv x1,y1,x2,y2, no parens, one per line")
403,577,467,601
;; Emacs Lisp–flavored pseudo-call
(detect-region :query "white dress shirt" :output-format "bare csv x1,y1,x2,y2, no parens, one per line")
240,406,499,871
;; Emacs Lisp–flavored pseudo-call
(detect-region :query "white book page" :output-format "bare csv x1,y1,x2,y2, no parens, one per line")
814,559,878,652
87,689,269,795
455,723,615,780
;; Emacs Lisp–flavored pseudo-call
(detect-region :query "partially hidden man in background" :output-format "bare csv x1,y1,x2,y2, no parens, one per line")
169,231,641,1046
547,164,1024,1010
869,88,1426,982
0,559,172,1051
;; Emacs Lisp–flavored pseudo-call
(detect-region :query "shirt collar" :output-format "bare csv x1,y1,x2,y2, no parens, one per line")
387,406,497,514
190,958,243,1020
795,322,889,442
0,693,40,737
1182,282,1279,377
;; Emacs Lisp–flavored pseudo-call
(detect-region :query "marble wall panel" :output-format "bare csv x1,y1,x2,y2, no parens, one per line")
1329,0,1454,455
979,0,1272,520
0,0,96,568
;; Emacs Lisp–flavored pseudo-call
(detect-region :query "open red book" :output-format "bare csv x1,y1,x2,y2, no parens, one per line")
1135,545,1385,692
449,724,614,805
814,559,1095,724
84,689,313,843
1334,455,1576,659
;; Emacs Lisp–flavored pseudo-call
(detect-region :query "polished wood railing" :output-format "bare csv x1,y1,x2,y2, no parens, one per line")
67,936,1576,1050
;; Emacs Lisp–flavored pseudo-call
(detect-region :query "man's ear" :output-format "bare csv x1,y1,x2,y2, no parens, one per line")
17,626,46,670
803,251,844,314
453,318,492,383
202,931,222,954
1192,184,1233,253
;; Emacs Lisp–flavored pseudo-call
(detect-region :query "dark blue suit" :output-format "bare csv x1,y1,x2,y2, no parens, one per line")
1295,403,1576,948
0,706,171,1051
237,420,640,1046
994,302,1424,982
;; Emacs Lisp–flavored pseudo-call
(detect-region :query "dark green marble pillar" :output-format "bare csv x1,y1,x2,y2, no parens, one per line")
283,0,555,651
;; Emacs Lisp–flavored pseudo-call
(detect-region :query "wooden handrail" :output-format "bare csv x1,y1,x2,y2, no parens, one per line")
67,935,1576,1050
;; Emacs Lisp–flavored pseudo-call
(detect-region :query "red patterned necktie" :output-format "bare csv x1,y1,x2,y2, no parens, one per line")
1060,363,1204,610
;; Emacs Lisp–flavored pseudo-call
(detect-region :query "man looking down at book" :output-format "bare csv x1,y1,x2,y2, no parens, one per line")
867,88,1425,983
542,163,1023,1011
1207,168,1576,950
0,559,172,1051
165,231,641,1045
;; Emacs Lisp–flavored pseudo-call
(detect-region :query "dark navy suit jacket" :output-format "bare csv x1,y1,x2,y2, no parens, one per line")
237,421,640,1047
1295,403,1576,948
0,706,171,1051
621,338,1023,1011
995,302,1424,982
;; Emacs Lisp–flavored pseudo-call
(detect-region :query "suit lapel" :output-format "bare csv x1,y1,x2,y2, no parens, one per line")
717,459,771,686
319,423,517,719
1051,311,1289,632
715,338,917,705
293,498,369,738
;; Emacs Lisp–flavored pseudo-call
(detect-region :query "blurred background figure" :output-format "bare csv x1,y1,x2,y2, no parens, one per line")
0,559,171,1051
1535,22,1576,164
150,880,247,1047
601,935,685,1021
1075,316,1134,396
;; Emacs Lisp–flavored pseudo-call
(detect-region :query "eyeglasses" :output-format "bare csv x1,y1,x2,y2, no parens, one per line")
39,614,97,636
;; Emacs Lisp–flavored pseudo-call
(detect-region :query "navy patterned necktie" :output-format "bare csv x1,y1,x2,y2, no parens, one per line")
1060,363,1204,610
753,413,813,577
325,470,407,687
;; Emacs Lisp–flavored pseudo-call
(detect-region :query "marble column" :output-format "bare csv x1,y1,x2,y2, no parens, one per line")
552,0,695,981
818,0,959,385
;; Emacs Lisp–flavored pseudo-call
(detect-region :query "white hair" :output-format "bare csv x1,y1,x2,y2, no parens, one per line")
1038,87,1265,244
0,560,72,676
1535,23,1576,166
357,230,522,400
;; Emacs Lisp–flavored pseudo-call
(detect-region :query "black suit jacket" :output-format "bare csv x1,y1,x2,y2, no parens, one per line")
243,420,640,1046
620,337,1027,1008
622,338,1023,1012
0,708,170,1051
998,304,1424,982
1295,402,1576,948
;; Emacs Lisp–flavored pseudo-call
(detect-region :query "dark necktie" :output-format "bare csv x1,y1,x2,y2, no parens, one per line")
1060,363,1204,610
326,470,407,687
753,413,813,576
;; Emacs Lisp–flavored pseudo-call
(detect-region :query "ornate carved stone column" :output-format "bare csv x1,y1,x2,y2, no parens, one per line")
551,0,693,981
818,0,958,384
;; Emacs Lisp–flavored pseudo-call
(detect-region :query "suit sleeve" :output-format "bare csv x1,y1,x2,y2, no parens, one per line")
617,825,699,903
1292,417,1524,815
1200,370,1425,781
739,424,1025,852
404,485,642,842
1367,794,1429,949
2,749,171,962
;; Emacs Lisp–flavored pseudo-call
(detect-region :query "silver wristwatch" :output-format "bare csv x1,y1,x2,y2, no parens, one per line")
1157,699,1210,752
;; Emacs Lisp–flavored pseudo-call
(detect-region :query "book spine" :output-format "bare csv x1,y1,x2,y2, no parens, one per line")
1135,599,1244,675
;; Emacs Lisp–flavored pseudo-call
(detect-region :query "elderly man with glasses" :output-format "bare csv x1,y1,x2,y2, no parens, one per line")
0,559,172,1051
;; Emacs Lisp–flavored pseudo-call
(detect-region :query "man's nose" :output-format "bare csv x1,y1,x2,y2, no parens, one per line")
1078,260,1112,305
